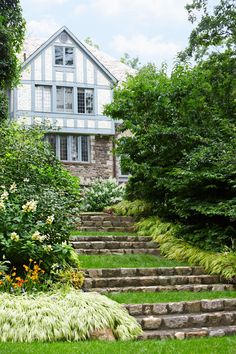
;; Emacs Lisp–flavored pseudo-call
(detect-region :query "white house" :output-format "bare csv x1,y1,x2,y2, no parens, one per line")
10,26,134,185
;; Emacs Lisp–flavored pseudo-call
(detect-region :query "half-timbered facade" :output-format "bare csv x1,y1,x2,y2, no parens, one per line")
9,27,133,184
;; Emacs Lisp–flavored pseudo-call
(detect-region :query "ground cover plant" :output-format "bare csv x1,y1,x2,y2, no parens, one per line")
0,290,142,342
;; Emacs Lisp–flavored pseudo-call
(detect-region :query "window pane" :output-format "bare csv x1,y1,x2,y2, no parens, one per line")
65,87,73,112
35,86,43,111
86,89,94,114
46,134,57,156
43,86,52,112
55,46,63,65
77,88,85,113
56,87,64,111
60,136,68,160
81,136,89,162
71,136,79,161
65,47,74,66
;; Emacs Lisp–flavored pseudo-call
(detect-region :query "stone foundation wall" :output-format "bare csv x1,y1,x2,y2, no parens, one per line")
64,135,115,185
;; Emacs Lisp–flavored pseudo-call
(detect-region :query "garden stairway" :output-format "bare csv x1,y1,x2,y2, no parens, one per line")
72,235,160,255
124,299,236,340
82,267,235,293
72,212,236,340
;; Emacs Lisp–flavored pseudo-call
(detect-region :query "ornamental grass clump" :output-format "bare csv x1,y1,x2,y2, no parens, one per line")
0,290,142,342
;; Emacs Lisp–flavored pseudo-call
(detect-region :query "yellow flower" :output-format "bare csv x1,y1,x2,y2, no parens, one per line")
23,265,29,271
46,215,54,225
12,272,16,277
10,232,20,242
22,200,37,213
9,182,17,193
5,275,12,282
29,258,33,263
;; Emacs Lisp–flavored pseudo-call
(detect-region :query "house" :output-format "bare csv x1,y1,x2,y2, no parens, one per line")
9,26,134,185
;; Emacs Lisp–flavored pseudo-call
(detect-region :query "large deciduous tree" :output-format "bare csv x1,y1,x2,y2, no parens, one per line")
105,0,236,251
0,0,25,122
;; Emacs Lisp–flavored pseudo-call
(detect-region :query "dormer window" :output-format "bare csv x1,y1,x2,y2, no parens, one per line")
55,46,74,66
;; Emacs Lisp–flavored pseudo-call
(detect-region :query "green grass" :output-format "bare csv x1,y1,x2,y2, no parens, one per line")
71,231,138,237
1,336,236,354
107,291,236,304
79,254,187,269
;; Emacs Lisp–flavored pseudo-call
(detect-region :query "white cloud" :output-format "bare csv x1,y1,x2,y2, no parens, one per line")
112,34,181,66
27,18,60,38
29,0,68,4
79,0,188,21
74,4,87,15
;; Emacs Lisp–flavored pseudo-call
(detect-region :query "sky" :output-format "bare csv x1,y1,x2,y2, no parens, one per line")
20,0,219,70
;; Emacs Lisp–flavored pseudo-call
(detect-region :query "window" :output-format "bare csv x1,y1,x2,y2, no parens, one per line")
35,85,52,112
55,46,74,66
46,134,90,162
77,88,94,114
56,86,73,113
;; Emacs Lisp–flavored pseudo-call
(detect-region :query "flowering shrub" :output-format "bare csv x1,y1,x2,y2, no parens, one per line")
81,179,125,212
0,183,80,273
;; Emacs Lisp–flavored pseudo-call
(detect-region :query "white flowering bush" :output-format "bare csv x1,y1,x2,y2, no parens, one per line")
0,183,79,274
81,179,125,212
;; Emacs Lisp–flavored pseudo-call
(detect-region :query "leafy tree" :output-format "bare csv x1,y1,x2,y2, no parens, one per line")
0,0,25,122
180,0,236,60
84,36,100,49
120,53,141,69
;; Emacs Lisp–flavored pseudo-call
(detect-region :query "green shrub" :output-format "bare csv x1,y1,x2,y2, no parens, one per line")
0,290,142,342
0,123,80,274
81,179,124,212
137,217,236,279
105,199,152,218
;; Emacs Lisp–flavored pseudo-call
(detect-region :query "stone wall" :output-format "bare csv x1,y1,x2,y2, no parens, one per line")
64,135,115,185
77,212,134,232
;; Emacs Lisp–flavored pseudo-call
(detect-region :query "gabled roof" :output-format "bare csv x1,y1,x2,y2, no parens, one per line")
22,26,135,83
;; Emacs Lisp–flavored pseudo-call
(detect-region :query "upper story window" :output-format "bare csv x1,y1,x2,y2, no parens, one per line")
55,46,74,66
78,88,94,114
56,86,73,113
35,85,52,112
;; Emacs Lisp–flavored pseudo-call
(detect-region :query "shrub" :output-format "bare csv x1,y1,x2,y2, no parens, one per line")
81,179,124,212
0,123,80,274
0,290,142,342
137,217,236,279
105,199,152,218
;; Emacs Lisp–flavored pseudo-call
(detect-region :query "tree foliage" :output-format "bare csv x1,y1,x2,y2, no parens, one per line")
0,0,25,121
120,53,141,69
181,0,236,60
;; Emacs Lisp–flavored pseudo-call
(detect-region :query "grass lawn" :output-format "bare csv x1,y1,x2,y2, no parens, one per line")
1,336,236,354
79,254,187,269
107,290,236,304
71,231,138,237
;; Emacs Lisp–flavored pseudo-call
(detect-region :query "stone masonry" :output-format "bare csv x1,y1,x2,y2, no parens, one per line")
64,135,114,185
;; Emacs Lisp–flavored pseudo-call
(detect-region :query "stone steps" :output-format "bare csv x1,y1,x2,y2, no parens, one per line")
88,283,235,293
83,266,235,293
71,235,160,255
124,299,236,340
77,212,135,232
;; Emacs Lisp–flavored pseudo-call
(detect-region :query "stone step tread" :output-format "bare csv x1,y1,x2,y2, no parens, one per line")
88,284,235,293
139,325,236,340
71,236,152,242
124,299,236,316
137,311,236,330
84,274,222,283
84,266,206,277
75,249,160,255
136,310,236,321
79,227,134,231
72,241,157,249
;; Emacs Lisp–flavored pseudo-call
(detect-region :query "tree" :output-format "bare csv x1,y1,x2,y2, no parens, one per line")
0,0,25,122
180,0,236,60
105,0,236,251
84,36,100,49
120,53,141,69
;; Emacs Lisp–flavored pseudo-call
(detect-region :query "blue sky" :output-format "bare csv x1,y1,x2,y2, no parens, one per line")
21,0,218,69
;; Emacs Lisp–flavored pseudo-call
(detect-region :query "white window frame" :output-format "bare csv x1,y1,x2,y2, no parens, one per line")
77,88,94,114
56,86,73,113
54,46,74,66
35,85,52,112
